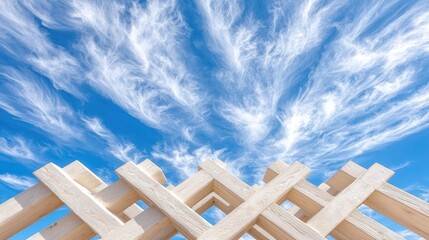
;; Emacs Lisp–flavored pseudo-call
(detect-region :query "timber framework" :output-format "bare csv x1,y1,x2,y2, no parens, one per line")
0,159,428,239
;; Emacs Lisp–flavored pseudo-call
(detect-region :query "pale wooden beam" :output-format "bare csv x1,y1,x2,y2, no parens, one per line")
152,191,220,239
306,163,394,236
0,161,106,239
211,188,275,240
116,162,212,239
199,160,277,240
199,160,323,240
328,161,429,239
265,160,404,240
258,204,325,240
2,158,427,240
28,159,166,240
103,170,214,239
34,163,124,238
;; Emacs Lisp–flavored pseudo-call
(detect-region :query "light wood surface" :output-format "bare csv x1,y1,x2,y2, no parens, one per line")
306,163,394,236
199,160,325,240
1,158,428,240
116,162,212,240
28,159,165,240
265,160,404,240
329,161,429,239
34,163,124,237
0,161,105,239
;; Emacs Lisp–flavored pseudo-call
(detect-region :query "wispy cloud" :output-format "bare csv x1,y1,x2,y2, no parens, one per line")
0,136,38,163
195,0,258,73
82,117,144,163
389,161,411,171
0,0,429,185
0,68,82,142
152,143,224,178
0,174,37,190
195,0,278,145
405,184,429,202
68,0,206,134
186,0,429,178
269,1,429,168
0,1,82,98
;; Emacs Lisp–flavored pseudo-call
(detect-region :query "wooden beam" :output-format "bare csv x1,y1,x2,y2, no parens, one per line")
306,163,394,236
199,161,317,240
258,204,325,240
34,163,123,237
365,183,429,239
103,170,213,240
265,161,404,239
327,161,429,239
0,161,105,239
116,162,212,239
2,158,427,240
29,160,166,240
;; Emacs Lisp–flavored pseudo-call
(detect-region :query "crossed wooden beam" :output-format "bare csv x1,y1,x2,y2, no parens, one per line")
0,159,428,239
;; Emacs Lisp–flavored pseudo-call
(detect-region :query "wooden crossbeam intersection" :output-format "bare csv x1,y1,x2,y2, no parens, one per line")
0,158,428,240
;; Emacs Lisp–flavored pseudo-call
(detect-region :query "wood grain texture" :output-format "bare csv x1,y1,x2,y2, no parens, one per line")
0,161,105,239
198,161,311,240
34,163,123,237
116,162,212,239
329,161,429,239
266,161,404,240
28,160,165,240
306,163,394,236
366,183,429,239
2,158,427,240
103,170,213,240
258,204,325,240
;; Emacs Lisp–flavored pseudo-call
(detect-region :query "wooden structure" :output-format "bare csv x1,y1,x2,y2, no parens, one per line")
0,159,428,239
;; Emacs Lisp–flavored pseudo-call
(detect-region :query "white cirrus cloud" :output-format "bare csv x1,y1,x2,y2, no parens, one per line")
268,1,429,169
82,117,144,163
0,68,82,142
195,0,258,73
0,173,37,190
67,0,207,134
152,143,225,178
0,1,83,98
0,136,38,163
0,0,429,183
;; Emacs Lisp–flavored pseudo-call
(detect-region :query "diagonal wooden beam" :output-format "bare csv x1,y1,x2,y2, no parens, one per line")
103,167,214,239
306,163,394,236
115,162,212,240
199,160,324,240
0,161,106,239
265,160,404,240
34,163,124,238
29,159,166,240
327,161,429,239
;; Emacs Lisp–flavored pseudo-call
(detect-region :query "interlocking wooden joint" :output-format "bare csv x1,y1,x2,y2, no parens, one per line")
0,159,428,239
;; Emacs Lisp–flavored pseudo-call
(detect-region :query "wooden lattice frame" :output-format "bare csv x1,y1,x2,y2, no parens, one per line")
0,159,428,239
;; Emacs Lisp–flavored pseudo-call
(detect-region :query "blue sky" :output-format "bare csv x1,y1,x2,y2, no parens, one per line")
0,0,428,239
